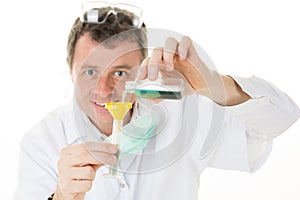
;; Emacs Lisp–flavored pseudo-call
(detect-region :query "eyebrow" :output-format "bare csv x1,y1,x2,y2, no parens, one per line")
80,64,138,71
112,65,137,70
81,65,99,70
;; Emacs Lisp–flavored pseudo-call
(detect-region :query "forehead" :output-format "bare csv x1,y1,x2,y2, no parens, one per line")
73,33,142,70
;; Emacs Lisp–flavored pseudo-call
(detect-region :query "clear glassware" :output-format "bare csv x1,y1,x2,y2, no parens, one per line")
124,77,185,100
102,102,132,178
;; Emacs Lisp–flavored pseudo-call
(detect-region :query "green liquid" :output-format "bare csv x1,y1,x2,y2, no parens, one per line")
134,89,182,99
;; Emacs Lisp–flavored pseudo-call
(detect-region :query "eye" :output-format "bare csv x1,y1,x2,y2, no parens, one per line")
85,69,97,76
114,71,126,77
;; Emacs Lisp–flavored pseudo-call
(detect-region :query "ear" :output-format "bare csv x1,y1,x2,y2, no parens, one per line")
70,67,75,83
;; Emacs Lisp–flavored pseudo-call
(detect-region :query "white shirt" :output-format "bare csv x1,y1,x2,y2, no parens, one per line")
14,76,300,200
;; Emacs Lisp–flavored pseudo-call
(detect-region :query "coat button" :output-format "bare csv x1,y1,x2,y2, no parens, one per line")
120,182,126,188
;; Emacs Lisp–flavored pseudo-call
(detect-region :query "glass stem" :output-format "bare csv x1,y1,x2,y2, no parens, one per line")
111,120,123,145
109,119,123,176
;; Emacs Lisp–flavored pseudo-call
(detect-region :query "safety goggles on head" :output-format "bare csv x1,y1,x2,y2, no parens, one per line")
80,1,144,28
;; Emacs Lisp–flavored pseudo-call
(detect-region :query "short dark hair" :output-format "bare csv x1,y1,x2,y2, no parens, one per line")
67,7,148,69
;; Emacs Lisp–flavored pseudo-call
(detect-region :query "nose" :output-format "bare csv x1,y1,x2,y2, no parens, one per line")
95,74,114,98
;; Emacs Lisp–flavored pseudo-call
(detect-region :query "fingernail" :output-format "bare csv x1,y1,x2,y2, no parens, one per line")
110,155,118,164
110,145,118,153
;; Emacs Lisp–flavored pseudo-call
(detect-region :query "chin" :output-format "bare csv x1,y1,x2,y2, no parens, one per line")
95,112,114,123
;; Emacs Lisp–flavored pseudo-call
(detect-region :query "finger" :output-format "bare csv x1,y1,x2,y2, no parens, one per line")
58,149,117,168
60,142,118,157
91,164,101,171
148,47,163,80
122,90,136,103
67,166,97,181
59,143,118,167
60,179,93,194
66,151,117,166
178,36,192,60
137,57,150,80
83,142,118,154
163,37,178,71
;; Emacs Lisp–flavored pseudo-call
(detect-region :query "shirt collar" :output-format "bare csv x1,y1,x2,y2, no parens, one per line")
65,97,108,145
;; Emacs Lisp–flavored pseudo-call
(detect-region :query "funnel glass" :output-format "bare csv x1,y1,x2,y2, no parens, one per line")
103,102,132,178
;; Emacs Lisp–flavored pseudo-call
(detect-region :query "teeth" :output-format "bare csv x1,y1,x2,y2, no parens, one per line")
95,102,105,106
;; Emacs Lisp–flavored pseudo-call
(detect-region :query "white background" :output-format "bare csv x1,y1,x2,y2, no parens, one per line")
0,0,299,199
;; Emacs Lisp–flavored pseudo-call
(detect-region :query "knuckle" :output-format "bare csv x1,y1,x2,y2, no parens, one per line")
99,153,111,165
163,49,173,57
107,154,117,165
153,47,163,52
78,181,93,193
78,150,89,161
163,51,173,60
94,153,106,164
57,158,64,168
57,157,72,172
79,143,88,151
86,166,96,179
59,180,71,193
102,143,110,153
151,47,163,58
60,146,69,157
57,165,70,180
85,181,93,191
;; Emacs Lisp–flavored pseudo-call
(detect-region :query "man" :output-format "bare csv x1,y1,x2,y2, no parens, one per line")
15,2,300,200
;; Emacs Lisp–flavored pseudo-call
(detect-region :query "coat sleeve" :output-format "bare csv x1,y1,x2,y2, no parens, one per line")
208,75,300,172
14,120,60,200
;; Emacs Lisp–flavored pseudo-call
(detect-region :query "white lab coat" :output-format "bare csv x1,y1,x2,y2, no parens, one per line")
14,76,300,200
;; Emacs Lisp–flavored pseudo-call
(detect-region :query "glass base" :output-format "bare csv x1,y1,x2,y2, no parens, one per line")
102,164,122,179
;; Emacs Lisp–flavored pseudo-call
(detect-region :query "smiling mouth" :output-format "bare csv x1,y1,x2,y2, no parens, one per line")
94,101,120,108
95,102,106,107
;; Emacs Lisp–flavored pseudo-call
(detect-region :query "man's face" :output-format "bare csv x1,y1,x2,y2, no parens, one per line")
71,33,142,134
